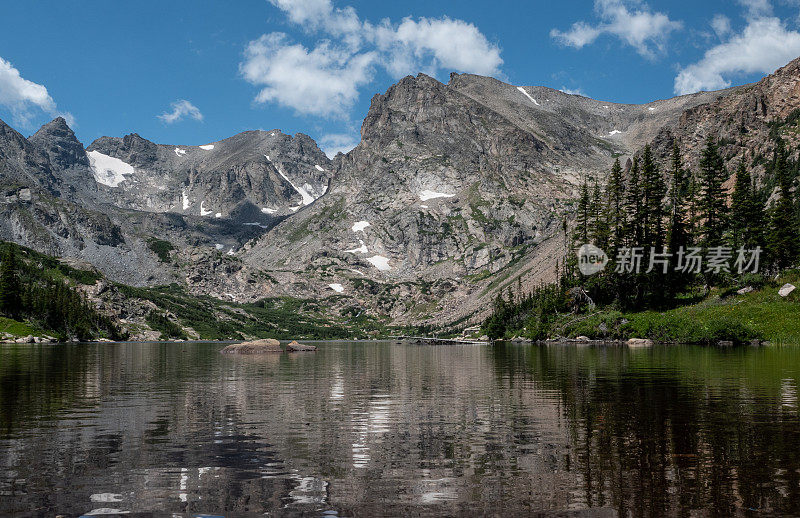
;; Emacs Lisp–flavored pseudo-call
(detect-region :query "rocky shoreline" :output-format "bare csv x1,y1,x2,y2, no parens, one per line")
501,336,768,347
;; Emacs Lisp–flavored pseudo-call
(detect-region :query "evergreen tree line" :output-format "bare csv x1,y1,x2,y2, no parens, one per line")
573,136,799,309
483,136,800,339
0,244,124,341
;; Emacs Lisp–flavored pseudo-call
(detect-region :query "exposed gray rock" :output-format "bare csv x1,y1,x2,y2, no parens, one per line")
5,57,800,330
286,340,317,352
220,338,281,354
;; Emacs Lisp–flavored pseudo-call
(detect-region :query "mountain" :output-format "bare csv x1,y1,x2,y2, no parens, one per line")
241,72,738,324
87,129,331,220
650,57,800,175
2,56,800,337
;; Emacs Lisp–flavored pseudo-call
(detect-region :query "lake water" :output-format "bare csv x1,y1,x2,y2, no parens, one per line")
1,341,800,516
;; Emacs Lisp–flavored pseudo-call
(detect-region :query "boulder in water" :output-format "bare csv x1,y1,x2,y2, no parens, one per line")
221,338,281,354
286,340,317,352
627,338,654,348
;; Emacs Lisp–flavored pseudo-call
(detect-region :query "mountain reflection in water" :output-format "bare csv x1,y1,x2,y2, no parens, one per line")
1,341,799,516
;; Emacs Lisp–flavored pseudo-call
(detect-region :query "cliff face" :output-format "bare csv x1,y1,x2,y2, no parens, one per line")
5,58,800,327
240,72,737,324
649,57,800,176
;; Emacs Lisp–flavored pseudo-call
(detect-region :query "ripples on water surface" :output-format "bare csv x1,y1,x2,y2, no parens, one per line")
1,341,800,516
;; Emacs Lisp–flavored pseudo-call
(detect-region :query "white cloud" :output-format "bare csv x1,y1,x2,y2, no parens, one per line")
711,14,732,39
739,0,773,17
158,99,203,124
319,132,359,157
375,17,503,77
269,0,362,45
674,16,800,94
551,0,682,58
0,56,72,128
241,33,376,117
242,0,502,117
559,86,586,96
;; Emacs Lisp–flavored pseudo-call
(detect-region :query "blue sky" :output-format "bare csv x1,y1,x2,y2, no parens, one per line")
2,0,800,156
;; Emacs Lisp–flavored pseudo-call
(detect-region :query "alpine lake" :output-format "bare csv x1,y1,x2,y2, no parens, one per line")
2,340,800,516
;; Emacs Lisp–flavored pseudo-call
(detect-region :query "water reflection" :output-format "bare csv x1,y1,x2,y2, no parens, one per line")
0,341,799,515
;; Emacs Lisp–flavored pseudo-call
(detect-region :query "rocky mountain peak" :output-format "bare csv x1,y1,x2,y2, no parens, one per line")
0,117,29,159
29,117,88,169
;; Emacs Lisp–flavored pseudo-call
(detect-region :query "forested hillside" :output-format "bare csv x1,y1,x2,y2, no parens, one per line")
483,133,800,344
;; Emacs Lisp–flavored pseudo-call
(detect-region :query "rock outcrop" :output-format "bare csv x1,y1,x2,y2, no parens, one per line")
220,339,282,354
5,56,800,331
286,341,317,352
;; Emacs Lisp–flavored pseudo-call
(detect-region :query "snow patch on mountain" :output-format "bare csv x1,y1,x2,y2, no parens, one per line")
87,151,134,188
608,130,622,136
275,162,315,205
200,201,212,216
419,190,455,201
174,148,187,156
329,283,344,293
517,87,540,106
199,144,215,150
315,165,325,172
261,207,278,215
345,240,368,254
182,189,190,211
367,255,391,271
352,221,370,232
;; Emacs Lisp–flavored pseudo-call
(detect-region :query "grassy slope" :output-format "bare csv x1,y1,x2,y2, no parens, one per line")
117,284,391,341
556,272,800,345
0,241,393,342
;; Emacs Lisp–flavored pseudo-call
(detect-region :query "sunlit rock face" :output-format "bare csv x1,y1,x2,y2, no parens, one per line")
5,57,800,326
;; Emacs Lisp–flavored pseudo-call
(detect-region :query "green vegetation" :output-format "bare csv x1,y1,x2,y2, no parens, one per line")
0,242,124,341
117,283,388,340
148,239,175,263
484,136,800,345
145,310,188,340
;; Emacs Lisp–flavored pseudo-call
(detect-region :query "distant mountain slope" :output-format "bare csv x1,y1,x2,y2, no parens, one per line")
6,57,800,328
241,72,741,325
650,56,800,176
87,129,332,221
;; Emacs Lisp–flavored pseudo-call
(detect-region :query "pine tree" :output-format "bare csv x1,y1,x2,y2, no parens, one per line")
697,137,729,249
641,144,667,249
590,180,611,251
768,140,800,269
665,144,693,298
730,160,752,250
606,158,626,252
0,247,22,318
686,171,701,245
667,144,690,253
626,157,643,247
574,180,591,245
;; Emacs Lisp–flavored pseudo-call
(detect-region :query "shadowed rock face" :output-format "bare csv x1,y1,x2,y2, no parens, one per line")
86,130,332,222
5,57,800,328
240,71,742,324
